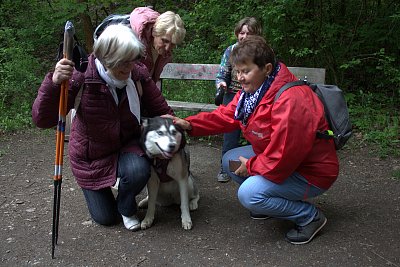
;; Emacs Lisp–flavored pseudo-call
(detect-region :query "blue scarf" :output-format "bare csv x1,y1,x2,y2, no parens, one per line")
234,63,281,125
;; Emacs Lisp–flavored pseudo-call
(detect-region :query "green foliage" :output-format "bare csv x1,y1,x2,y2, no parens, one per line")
0,0,398,157
255,0,400,92
393,169,400,180
0,27,44,132
347,90,399,157
162,80,215,103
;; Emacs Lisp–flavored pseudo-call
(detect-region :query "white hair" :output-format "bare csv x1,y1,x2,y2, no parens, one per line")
93,24,145,69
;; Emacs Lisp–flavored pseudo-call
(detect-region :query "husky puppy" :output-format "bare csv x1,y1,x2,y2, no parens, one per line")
139,116,200,230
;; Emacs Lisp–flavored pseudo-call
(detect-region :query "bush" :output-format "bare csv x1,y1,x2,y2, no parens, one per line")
347,91,399,157
0,28,44,132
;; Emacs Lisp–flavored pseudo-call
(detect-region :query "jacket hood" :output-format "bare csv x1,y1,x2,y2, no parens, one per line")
130,7,160,41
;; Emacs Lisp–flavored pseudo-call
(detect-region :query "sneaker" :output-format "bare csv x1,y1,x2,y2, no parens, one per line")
285,210,327,245
250,212,271,220
217,171,230,183
122,214,141,231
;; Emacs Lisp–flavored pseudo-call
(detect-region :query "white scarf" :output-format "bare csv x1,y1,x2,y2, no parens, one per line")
95,58,141,123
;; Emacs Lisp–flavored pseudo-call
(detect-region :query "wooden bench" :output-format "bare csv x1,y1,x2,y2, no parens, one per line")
160,63,326,112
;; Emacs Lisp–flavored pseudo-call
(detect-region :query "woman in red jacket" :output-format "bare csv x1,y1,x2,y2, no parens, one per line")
32,24,173,232
167,36,339,244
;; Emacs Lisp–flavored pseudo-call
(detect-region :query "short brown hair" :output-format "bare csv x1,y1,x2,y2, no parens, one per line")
230,35,275,69
234,17,262,37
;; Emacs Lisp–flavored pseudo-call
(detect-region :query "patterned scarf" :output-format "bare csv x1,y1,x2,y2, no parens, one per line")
234,63,281,125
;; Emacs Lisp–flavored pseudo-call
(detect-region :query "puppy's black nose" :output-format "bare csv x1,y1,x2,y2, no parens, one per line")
168,144,176,151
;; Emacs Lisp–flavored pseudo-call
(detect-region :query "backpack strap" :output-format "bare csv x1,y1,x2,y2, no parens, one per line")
274,80,306,102
69,83,84,122
135,80,143,98
316,130,334,139
74,84,84,111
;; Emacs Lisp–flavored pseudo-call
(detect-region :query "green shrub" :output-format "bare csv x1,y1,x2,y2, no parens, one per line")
0,28,44,132
0,0,398,158
347,90,399,157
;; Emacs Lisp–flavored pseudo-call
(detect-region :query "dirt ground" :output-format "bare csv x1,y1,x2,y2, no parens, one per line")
0,129,399,267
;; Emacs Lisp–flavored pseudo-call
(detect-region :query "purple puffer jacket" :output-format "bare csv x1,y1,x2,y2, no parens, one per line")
32,55,173,190
130,7,172,85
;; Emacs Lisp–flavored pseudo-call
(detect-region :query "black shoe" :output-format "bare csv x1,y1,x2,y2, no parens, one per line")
285,210,327,245
250,212,271,220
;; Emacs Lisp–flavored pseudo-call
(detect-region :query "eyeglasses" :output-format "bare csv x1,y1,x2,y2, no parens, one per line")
117,55,142,68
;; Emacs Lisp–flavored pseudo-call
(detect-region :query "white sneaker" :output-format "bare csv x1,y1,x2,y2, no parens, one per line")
122,214,140,231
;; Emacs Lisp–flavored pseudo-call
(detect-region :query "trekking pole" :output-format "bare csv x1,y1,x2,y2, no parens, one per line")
52,20,75,259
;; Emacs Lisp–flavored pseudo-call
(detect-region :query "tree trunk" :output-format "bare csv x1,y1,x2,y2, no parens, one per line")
77,0,93,53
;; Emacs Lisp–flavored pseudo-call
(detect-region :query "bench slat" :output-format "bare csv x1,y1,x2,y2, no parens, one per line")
160,63,220,80
167,100,217,112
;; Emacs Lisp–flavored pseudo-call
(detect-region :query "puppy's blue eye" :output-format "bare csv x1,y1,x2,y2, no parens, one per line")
157,131,164,136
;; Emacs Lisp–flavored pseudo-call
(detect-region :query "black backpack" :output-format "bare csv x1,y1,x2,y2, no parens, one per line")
57,34,88,73
274,80,352,150
93,14,130,41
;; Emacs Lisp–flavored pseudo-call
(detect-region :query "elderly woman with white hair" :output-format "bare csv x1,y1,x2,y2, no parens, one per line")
32,24,174,231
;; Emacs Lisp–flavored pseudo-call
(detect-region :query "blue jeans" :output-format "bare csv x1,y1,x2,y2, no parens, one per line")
221,91,241,169
81,152,150,226
222,145,326,226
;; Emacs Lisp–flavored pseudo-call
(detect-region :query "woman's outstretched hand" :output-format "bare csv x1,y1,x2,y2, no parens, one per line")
161,114,192,131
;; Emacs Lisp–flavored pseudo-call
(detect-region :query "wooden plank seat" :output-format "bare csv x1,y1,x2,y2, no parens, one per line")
160,63,326,112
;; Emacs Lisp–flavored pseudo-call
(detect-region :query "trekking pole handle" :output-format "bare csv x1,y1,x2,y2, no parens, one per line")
63,21,75,60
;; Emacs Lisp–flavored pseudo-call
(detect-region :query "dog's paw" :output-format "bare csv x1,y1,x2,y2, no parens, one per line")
140,216,154,230
189,200,198,211
182,219,193,230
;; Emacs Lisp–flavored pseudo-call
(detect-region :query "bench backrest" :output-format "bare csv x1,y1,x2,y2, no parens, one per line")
160,63,326,87
159,63,326,112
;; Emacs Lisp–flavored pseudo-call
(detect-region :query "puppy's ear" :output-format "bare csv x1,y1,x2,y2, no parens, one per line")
174,123,187,149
